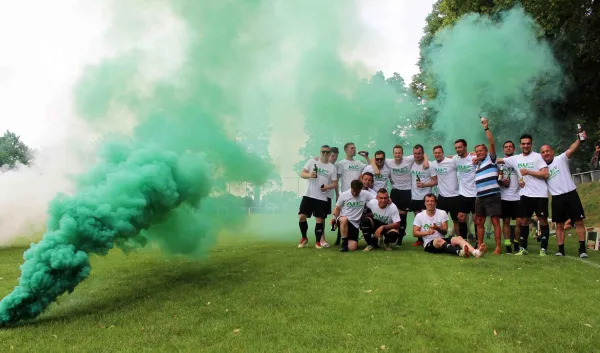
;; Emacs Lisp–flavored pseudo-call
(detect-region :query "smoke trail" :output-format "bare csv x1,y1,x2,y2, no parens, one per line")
423,6,564,145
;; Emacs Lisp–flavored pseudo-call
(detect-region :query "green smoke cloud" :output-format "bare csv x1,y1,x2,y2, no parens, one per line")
424,6,564,146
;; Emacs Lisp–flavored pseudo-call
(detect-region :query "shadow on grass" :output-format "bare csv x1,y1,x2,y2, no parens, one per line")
2,251,260,329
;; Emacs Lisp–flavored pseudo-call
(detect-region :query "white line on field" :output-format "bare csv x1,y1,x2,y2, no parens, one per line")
565,255,600,269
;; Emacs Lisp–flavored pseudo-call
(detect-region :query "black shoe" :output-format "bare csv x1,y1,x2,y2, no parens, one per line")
339,247,348,252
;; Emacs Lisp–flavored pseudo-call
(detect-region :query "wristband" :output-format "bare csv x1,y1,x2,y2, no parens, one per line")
484,128,489,131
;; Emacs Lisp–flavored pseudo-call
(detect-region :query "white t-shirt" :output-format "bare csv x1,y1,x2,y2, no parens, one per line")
453,154,477,197
546,152,576,196
413,209,449,247
363,188,377,197
366,199,401,225
498,164,520,201
386,156,415,190
363,164,390,191
336,159,367,192
503,152,548,198
411,162,437,201
431,158,459,197
336,190,375,227
303,159,337,201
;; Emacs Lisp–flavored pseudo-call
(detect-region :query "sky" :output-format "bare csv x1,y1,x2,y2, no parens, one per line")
0,0,436,150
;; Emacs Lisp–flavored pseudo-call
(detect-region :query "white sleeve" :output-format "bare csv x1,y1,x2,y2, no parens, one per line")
441,211,449,223
330,165,338,180
503,156,515,170
535,154,548,171
391,207,401,223
336,161,344,175
405,155,415,164
363,191,375,202
430,166,437,177
303,159,315,171
336,193,347,207
413,213,422,227
358,161,367,169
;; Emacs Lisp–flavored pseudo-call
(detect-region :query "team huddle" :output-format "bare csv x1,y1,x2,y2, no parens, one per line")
297,117,589,258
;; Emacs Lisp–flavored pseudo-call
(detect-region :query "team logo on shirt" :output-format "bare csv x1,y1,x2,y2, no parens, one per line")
411,170,425,177
348,164,361,171
392,167,410,175
435,167,447,175
517,162,534,170
457,165,472,173
373,213,389,223
316,168,330,177
345,201,365,208
548,166,560,180
374,174,386,181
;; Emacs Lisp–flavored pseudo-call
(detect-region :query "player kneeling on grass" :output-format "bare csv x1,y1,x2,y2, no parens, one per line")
361,188,401,252
331,179,375,252
413,194,487,258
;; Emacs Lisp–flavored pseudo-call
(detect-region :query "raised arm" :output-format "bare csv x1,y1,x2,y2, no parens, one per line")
565,136,582,159
481,117,496,157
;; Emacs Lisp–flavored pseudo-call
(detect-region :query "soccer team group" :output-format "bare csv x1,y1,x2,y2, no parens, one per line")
297,117,590,258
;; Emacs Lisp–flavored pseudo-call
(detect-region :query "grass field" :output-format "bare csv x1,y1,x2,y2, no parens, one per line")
1,184,600,352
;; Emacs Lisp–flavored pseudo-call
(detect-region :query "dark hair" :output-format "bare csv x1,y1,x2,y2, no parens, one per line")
331,147,339,154
424,193,437,202
519,134,533,143
374,150,385,157
321,144,330,149
350,179,363,191
413,144,424,153
362,172,374,179
454,139,467,147
433,145,444,152
343,142,354,151
503,140,515,148
377,188,388,194
392,145,403,152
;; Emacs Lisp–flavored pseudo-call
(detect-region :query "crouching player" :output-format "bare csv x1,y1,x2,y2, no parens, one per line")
413,194,487,258
361,188,401,252
331,180,375,252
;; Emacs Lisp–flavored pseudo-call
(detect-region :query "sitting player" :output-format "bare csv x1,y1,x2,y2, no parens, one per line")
331,180,375,252
361,188,401,251
413,194,487,258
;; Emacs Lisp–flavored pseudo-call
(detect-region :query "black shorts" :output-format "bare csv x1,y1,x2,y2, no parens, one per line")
458,195,476,214
298,196,328,219
326,197,332,215
519,196,549,219
438,195,460,220
410,199,425,213
361,218,399,243
390,189,411,212
424,239,445,254
551,190,585,223
501,200,521,220
475,193,502,217
346,222,360,242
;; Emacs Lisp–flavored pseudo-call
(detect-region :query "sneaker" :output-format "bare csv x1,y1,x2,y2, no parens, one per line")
580,252,589,258
298,238,308,248
539,249,547,256
384,244,393,251
514,248,528,256
411,240,423,247
363,245,374,252
315,242,323,249
320,240,330,248
554,252,564,256
339,247,348,252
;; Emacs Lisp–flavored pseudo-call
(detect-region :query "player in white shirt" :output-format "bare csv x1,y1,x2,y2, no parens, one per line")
360,172,378,197
331,180,375,252
360,189,401,251
499,134,550,256
431,145,460,236
410,144,437,246
336,142,371,193
453,139,478,242
386,144,429,246
322,147,339,247
540,133,588,258
498,140,522,254
298,145,338,249
412,194,486,257
363,150,391,191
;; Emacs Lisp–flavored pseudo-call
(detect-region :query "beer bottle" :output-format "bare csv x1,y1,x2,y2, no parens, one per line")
577,124,587,142
416,174,421,183
313,163,318,178
331,217,337,231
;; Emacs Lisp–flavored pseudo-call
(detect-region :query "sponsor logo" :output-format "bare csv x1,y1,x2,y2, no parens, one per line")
348,165,361,171
373,213,389,223
457,165,472,173
548,167,559,180
435,167,447,175
392,167,410,174
345,201,365,208
517,162,535,170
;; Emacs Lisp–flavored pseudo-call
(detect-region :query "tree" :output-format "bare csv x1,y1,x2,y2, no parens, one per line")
0,130,32,169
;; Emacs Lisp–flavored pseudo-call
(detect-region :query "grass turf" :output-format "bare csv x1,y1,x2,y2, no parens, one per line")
1,184,600,351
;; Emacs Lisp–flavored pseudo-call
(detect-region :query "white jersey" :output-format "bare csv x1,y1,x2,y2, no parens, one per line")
336,159,367,192
411,162,437,201
503,152,548,198
363,188,377,197
453,154,477,197
336,190,375,228
303,159,337,201
498,163,520,201
363,164,390,191
431,158,459,197
386,156,415,190
366,199,401,225
546,152,576,196
413,209,449,247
